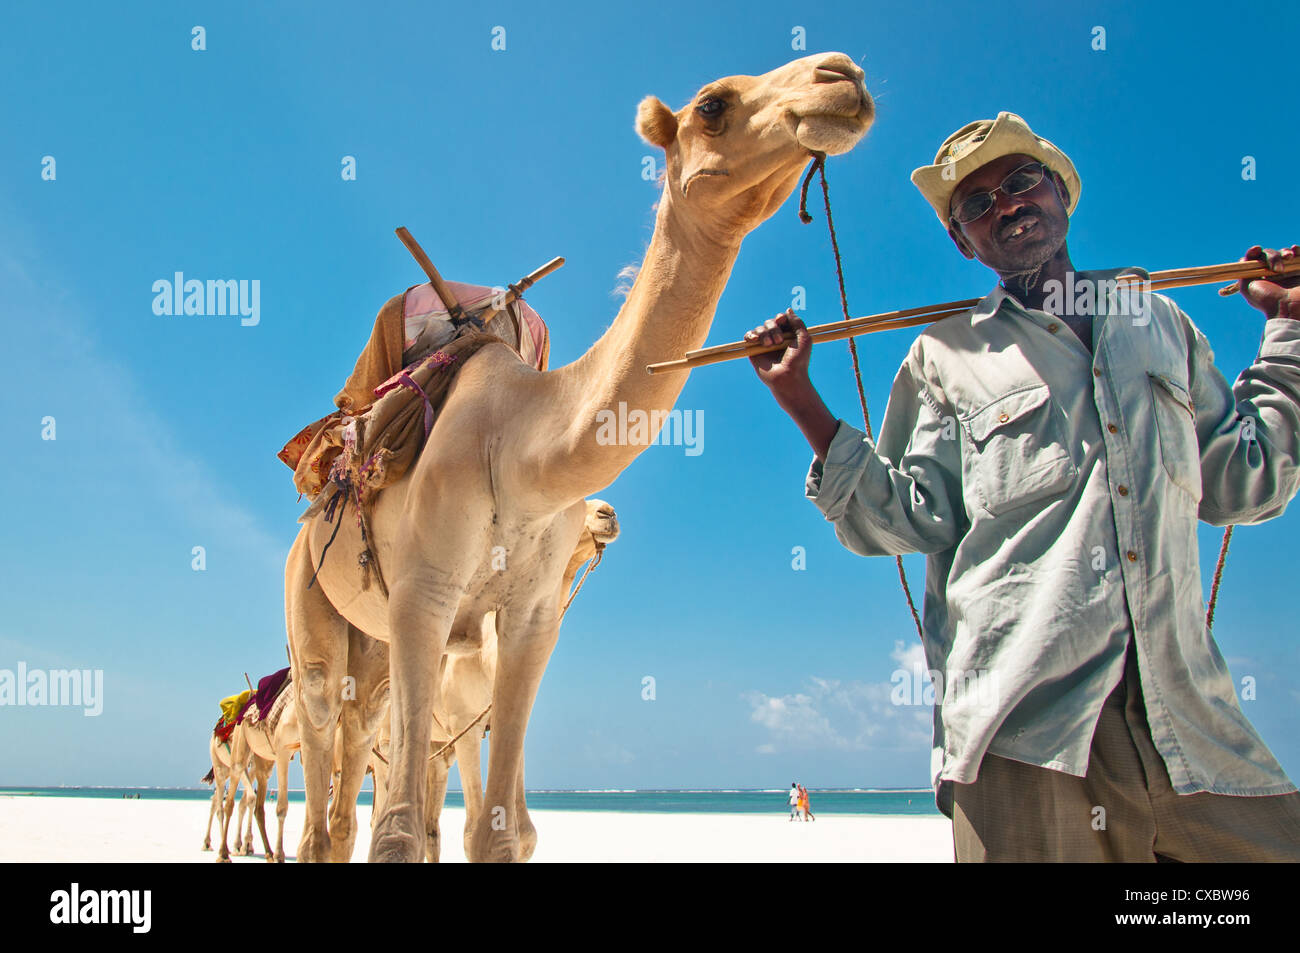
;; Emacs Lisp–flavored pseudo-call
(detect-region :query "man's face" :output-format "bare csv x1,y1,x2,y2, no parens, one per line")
946,152,1069,275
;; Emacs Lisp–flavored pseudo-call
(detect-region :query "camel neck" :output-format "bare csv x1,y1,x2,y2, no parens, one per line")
541,188,743,500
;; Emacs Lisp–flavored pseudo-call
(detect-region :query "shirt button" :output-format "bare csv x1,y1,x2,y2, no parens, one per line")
1107,423,1118,433
1118,484,1129,496
1093,368,1103,378
1047,323,1059,333
998,412,1010,423
1126,550,1138,562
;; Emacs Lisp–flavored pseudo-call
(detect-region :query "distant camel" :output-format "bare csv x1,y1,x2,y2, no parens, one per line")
372,498,619,861
202,733,259,855
216,684,301,863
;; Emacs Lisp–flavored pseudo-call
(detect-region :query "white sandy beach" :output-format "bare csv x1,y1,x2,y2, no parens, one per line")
0,795,953,862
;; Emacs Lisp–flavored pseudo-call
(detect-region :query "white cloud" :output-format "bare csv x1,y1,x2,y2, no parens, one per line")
743,650,932,755
891,639,927,674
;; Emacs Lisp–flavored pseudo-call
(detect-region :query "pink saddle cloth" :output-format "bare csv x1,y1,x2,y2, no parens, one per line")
403,281,549,372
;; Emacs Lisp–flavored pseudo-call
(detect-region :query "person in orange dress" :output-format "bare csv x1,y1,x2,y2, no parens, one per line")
799,784,816,821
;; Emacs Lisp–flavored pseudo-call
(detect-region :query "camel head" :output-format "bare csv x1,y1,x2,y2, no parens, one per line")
584,498,620,546
567,499,619,577
636,52,874,236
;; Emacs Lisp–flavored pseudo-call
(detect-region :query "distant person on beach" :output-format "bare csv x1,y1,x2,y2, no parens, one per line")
748,112,1300,861
799,784,815,822
788,782,802,821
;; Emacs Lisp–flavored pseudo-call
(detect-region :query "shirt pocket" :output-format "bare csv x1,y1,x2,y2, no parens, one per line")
960,384,1078,517
1148,371,1202,502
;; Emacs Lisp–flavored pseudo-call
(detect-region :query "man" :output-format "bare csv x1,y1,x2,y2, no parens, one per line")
789,781,802,821
746,112,1300,861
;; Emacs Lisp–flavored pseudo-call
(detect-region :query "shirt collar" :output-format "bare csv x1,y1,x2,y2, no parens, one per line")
970,266,1151,324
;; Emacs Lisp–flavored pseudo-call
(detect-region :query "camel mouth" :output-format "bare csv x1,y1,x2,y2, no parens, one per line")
590,516,619,544
791,80,874,156
794,109,873,156
683,168,731,195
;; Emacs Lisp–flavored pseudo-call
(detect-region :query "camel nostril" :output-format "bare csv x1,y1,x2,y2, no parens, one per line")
813,61,861,85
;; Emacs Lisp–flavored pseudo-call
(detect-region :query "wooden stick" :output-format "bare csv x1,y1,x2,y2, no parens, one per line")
646,257,1300,375
475,256,566,326
395,226,465,319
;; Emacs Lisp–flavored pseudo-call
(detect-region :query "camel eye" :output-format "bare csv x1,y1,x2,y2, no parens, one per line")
696,98,726,118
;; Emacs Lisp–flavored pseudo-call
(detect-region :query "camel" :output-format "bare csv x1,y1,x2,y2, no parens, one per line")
371,498,620,861
216,688,303,863
285,52,874,862
202,734,258,855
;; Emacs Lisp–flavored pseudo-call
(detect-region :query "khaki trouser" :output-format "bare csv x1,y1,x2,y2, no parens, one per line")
953,641,1300,862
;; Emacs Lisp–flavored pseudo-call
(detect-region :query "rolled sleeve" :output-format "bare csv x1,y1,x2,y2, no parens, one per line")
805,418,873,521
803,352,964,557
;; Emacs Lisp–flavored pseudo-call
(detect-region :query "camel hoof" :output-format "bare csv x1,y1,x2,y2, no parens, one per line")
369,831,422,864
216,856,231,864
468,833,523,863
275,851,286,864
298,828,332,864
201,843,211,851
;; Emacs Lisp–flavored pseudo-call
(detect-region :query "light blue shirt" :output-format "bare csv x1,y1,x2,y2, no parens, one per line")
805,270,1300,812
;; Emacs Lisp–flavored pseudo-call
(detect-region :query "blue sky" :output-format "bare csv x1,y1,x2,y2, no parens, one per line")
1,0,1297,792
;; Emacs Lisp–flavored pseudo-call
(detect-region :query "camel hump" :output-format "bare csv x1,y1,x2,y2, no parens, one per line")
277,282,550,500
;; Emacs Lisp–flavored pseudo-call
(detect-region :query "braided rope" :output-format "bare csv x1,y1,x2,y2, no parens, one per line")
560,543,605,620
1206,525,1233,632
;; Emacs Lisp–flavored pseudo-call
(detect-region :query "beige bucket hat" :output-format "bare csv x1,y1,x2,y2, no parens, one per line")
910,111,1081,223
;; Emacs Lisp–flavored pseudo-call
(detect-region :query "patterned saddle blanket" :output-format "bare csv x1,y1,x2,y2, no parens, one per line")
249,667,291,718
278,281,550,501
212,668,293,740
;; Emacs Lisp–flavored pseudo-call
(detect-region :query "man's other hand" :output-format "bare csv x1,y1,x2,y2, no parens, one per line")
1222,245,1300,321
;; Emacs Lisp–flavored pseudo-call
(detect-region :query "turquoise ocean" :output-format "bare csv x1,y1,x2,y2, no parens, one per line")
0,787,941,815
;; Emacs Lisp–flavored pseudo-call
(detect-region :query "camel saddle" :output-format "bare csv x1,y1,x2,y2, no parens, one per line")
278,281,550,501
213,688,253,744
244,668,295,735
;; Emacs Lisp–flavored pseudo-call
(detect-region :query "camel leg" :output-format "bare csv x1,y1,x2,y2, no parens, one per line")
239,771,256,855
469,605,559,863
275,749,291,862
251,755,275,861
455,728,484,859
218,732,250,862
203,781,219,851
327,626,389,862
516,753,537,862
285,529,349,863
425,745,455,863
370,579,465,862
233,779,245,853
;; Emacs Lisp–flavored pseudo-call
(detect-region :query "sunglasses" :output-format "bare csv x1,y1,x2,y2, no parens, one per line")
949,162,1047,226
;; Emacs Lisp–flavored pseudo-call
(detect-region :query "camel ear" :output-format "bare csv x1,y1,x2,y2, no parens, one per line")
636,96,678,148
